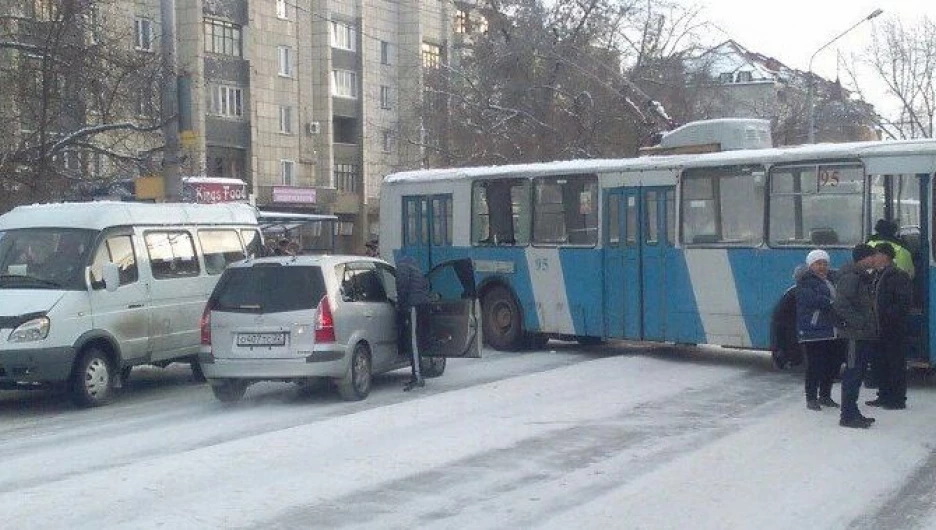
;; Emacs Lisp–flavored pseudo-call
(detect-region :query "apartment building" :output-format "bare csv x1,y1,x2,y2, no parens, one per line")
166,0,457,251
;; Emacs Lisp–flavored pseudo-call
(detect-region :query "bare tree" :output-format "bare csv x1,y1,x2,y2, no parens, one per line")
0,0,165,211
401,0,708,167
851,16,936,139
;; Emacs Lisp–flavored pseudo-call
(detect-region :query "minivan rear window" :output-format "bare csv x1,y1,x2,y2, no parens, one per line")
211,265,326,313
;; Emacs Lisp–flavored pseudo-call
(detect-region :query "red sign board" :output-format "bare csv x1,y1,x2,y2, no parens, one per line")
273,186,317,204
184,179,249,203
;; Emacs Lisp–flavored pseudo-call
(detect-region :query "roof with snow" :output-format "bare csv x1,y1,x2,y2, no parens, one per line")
0,201,259,231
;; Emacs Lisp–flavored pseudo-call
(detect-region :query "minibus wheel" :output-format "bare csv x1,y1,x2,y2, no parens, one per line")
211,380,247,403
337,343,372,401
70,347,114,407
482,286,523,351
419,356,446,378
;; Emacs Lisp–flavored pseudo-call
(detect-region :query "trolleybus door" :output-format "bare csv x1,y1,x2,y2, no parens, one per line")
603,187,642,339
401,195,452,271
641,188,672,341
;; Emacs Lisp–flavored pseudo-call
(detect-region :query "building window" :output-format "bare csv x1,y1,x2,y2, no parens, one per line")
279,105,293,134
278,46,294,77
380,41,391,65
335,163,359,193
422,42,441,69
210,85,244,117
454,9,468,34
330,21,357,52
135,18,153,52
276,0,288,19
204,18,242,57
736,71,753,83
331,69,357,99
381,129,392,153
718,72,733,84
281,159,295,185
379,85,392,109
32,0,57,21
333,116,357,144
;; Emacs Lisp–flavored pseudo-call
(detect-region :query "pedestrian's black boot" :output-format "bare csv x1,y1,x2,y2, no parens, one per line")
840,416,873,429
818,397,839,408
806,399,821,411
403,378,425,392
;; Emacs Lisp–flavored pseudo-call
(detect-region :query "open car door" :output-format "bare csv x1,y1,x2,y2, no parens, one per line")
417,258,481,358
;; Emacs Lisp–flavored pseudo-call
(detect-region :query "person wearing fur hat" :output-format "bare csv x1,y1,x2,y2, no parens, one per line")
795,249,843,411
833,244,880,428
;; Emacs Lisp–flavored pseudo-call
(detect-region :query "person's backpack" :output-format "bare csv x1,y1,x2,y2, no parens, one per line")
770,286,803,369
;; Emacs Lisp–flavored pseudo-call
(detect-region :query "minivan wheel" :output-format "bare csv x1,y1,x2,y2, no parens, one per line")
211,380,248,403
70,347,114,408
419,356,446,378
337,343,372,401
190,360,207,383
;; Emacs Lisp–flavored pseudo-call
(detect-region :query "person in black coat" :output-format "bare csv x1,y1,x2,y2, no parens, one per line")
795,249,844,411
866,243,912,409
396,255,431,391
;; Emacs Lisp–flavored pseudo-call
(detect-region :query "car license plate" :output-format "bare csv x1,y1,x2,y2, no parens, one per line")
236,332,287,347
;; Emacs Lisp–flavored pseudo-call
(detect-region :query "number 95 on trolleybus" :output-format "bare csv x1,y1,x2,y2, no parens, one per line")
379,119,936,367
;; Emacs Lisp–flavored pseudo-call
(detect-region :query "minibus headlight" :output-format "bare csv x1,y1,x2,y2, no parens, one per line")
8,317,50,343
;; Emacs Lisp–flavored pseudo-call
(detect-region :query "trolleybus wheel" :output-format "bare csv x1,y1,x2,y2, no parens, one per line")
483,286,523,351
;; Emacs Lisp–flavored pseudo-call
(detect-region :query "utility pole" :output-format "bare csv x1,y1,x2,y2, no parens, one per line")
160,0,182,201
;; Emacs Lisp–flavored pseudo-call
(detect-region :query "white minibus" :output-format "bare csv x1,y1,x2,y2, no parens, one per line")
0,201,261,406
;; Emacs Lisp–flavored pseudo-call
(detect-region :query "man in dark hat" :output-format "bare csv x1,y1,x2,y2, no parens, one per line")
833,244,879,428
868,219,914,279
867,243,912,410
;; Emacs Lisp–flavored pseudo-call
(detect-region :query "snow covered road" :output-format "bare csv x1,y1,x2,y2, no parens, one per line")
2,343,936,529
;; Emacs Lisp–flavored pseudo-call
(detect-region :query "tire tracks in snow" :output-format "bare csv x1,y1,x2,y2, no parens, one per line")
256,367,800,529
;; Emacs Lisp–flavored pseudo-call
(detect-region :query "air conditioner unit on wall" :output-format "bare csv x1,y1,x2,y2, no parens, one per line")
306,122,321,135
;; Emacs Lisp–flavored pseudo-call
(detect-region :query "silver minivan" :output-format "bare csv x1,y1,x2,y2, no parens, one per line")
198,255,480,402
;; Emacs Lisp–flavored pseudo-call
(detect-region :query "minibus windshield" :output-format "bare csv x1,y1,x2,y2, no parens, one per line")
0,228,97,290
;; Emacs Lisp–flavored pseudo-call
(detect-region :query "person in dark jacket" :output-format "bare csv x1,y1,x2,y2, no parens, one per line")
866,243,912,410
396,255,431,391
796,249,843,411
833,244,879,428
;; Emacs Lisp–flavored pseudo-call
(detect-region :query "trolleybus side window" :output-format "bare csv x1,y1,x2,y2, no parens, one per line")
532,174,598,246
869,174,922,252
471,179,530,246
432,195,453,246
606,194,621,246
681,165,765,246
403,198,422,246
666,190,675,244
645,191,659,244
625,195,638,246
768,162,863,247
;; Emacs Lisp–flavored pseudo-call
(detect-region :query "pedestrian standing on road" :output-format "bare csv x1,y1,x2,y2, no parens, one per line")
795,249,842,411
833,244,880,429
395,255,430,391
867,243,912,410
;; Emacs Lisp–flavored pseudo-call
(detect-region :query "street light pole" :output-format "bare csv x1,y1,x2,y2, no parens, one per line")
806,8,883,143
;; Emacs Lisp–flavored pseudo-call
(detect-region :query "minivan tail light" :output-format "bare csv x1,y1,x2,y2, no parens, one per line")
200,304,213,346
315,295,336,343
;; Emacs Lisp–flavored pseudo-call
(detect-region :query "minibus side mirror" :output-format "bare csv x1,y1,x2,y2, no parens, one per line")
103,263,120,292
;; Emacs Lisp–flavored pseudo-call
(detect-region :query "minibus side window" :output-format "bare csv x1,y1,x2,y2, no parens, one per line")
199,229,246,274
90,235,139,289
145,231,200,279
240,229,263,257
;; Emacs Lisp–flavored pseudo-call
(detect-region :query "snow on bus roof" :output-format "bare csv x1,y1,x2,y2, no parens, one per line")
382,138,936,184
0,201,258,231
